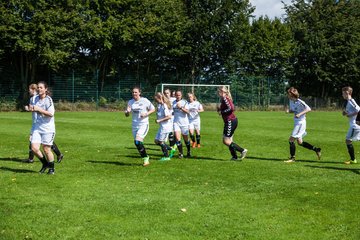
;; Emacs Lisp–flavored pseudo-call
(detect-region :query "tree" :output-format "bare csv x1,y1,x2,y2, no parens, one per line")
285,0,360,97
0,0,82,100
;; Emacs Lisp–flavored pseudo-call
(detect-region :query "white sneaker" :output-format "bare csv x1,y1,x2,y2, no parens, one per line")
240,149,248,160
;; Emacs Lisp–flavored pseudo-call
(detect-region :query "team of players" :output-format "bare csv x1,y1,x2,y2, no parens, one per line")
24,83,360,172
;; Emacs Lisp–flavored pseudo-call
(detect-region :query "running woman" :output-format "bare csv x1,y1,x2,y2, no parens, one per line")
29,81,56,174
24,84,63,163
125,87,155,166
172,90,191,158
164,89,177,150
284,87,321,163
342,86,360,164
154,92,174,161
187,93,204,148
217,86,247,160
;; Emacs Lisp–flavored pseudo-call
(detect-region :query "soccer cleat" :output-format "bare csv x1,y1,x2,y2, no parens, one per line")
192,142,196,148
197,144,201,148
57,154,64,163
344,159,357,165
169,147,176,158
230,157,239,161
240,149,248,160
159,157,171,161
284,157,296,163
47,168,55,175
186,152,192,158
143,156,150,166
315,148,321,160
23,159,34,163
178,154,184,159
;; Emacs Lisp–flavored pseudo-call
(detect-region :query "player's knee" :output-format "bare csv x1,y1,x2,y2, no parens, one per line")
346,139,352,145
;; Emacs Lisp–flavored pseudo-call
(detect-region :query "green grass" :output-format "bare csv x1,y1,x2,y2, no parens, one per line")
1,111,360,240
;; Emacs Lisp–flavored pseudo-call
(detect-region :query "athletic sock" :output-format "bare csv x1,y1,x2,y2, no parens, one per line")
196,134,201,144
134,140,147,158
289,142,296,157
48,161,55,169
176,141,183,154
160,143,169,157
229,145,237,158
51,142,61,156
28,142,34,160
190,134,195,143
301,141,316,151
230,142,244,152
39,156,48,166
347,144,355,160
169,132,176,147
185,140,191,151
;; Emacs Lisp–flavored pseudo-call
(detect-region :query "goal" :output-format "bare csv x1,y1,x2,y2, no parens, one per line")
155,83,230,103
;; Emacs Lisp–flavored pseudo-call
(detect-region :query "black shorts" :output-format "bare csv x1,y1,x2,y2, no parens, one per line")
223,118,238,138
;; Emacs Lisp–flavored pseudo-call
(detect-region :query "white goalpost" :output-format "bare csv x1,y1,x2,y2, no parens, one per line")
155,83,230,103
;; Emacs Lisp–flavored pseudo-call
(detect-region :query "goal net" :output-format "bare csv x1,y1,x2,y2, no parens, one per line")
155,83,230,104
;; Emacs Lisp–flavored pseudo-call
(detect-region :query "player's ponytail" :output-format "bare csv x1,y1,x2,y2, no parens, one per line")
218,86,232,100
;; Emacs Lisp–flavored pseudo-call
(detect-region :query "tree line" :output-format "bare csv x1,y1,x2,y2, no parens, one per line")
0,0,359,102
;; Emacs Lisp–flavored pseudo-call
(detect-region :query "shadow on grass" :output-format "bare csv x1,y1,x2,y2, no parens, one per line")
246,156,344,164
305,165,360,175
125,147,160,151
0,157,24,163
86,160,141,166
0,166,37,173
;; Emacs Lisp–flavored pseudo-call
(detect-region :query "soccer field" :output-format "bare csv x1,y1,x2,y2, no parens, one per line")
1,111,359,239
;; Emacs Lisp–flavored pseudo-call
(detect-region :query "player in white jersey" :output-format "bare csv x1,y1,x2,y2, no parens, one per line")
187,93,204,148
154,92,176,161
172,90,191,158
125,87,155,166
342,86,360,164
284,87,321,163
29,81,56,174
24,84,63,164
164,89,177,149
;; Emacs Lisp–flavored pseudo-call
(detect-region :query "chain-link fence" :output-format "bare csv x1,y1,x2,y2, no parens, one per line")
0,67,345,110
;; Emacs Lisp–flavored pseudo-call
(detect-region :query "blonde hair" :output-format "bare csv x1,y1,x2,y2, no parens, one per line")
187,92,197,101
29,83,37,90
287,87,300,99
218,86,232,100
154,92,171,109
342,86,353,95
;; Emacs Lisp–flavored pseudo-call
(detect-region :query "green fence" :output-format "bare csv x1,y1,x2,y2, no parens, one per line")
0,67,291,109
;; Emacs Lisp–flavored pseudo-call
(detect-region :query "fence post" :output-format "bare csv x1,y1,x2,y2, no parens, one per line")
72,69,75,103
96,69,99,110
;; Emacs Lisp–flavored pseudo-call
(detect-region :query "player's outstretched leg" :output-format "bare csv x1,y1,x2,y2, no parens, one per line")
300,141,321,160
52,142,64,163
229,142,247,160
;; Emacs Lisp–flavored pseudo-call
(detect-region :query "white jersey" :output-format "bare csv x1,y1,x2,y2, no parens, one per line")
346,98,360,128
188,100,203,120
289,99,311,122
128,97,155,126
156,104,173,133
31,95,55,133
173,99,189,126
